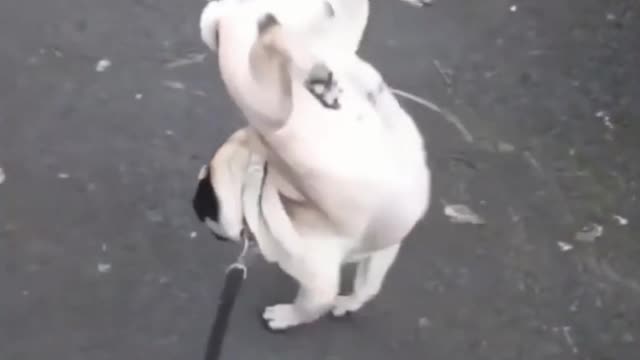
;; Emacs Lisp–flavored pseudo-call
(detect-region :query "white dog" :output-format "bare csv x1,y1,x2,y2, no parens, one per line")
195,1,431,331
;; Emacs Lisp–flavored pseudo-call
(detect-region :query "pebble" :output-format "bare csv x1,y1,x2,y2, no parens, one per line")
444,204,486,225
612,215,628,226
95,58,111,72
418,317,431,328
497,141,515,153
558,241,574,252
97,263,112,273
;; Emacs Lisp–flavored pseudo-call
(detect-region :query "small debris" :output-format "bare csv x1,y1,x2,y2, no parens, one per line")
508,207,521,222
595,296,603,308
57,172,70,179
569,300,579,312
433,59,453,86
444,204,485,225
418,317,431,328
605,13,617,22
158,276,171,284
101,243,108,252
575,223,603,242
135,93,143,100
595,110,614,129
145,209,163,223
165,53,207,69
191,89,207,97
562,326,579,354
163,80,186,90
165,130,175,136
0,167,5,184
53,49,63,58
612,215,628,226
484,70,498,79
95,58,112,72
527,49,546,56
97,262,112,273
401,0,434,7
557,241,574,252
523,151,543,174
509,5,518,12
22,290,29,296
190,231,198,239
497,141,515,153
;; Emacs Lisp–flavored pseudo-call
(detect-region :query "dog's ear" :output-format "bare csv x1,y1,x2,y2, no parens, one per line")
192,164,220,223
200,0,225,51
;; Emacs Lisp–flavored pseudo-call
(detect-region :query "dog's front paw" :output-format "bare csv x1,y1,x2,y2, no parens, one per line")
331,295,364,317
305,63,342,110
262,304,302,331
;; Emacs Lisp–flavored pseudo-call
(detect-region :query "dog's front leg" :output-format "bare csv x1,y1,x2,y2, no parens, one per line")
263,255,340,331
332,244,400,317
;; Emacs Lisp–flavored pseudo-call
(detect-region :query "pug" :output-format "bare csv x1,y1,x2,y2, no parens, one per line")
195,1,431,331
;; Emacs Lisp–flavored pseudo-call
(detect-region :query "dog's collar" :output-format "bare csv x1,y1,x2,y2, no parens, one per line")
239,156,269,246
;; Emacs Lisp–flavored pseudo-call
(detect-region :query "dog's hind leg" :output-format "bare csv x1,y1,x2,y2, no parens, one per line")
332,243,400,317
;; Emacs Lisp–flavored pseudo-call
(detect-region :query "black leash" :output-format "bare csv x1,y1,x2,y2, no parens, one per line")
203,161,267,360
204,229,252,360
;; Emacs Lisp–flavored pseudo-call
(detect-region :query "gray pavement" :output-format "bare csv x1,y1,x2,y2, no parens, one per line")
1,0,639,359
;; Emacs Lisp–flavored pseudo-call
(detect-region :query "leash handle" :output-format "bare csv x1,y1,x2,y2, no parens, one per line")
204,264,246,360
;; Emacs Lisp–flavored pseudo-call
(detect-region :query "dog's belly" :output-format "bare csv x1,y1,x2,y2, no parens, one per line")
365,167,431,250
267,84,430,247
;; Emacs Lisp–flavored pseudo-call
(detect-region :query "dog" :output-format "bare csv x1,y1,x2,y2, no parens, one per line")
195,1,431,331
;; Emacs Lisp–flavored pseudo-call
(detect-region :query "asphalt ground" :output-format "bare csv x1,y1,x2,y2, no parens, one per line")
1,1,639,359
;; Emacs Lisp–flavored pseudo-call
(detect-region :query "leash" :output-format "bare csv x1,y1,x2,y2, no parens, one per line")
203,159,267,360
203,229,252,360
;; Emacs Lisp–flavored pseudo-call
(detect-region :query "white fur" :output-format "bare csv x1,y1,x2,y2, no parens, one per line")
200,0,431,330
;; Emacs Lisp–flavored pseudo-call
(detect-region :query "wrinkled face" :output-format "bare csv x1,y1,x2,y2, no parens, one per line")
191,164,229,241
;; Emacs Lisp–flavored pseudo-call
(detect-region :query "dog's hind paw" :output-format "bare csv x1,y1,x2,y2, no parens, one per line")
331,295,364,317
262,304,302,331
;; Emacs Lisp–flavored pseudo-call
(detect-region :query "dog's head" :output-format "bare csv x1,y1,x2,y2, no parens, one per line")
192,164,231,241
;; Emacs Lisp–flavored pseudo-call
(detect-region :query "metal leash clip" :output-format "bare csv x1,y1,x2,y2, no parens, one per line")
225,226,257,277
